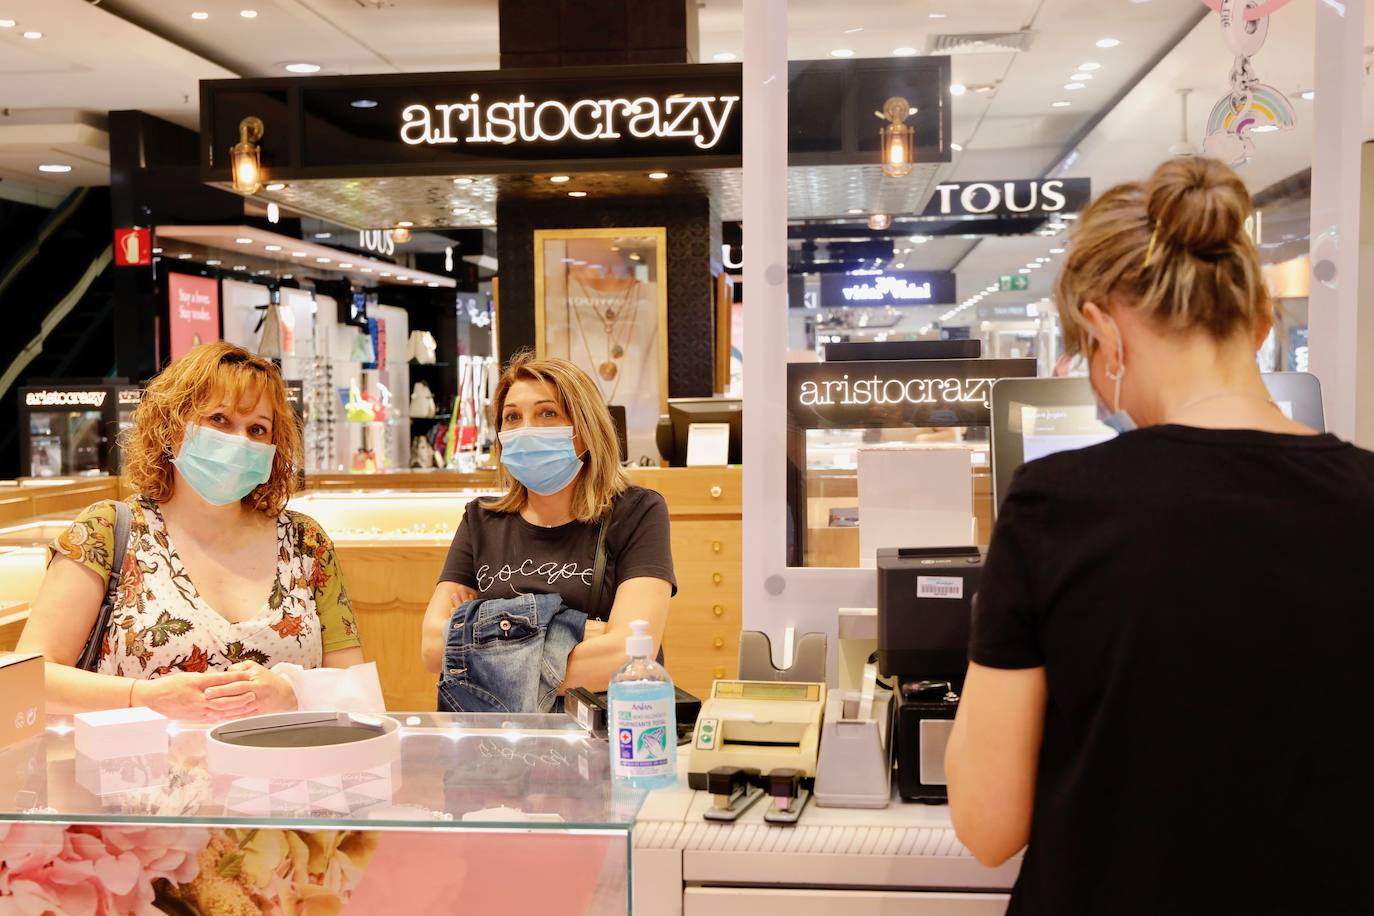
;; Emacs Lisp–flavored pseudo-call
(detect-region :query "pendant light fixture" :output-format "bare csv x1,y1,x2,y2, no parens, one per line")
231,117,265,194
878,96,915,178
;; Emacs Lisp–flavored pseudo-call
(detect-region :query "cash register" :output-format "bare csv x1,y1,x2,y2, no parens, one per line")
877,546,983,803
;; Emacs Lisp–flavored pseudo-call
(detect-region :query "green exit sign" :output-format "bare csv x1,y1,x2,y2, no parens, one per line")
999,274,1029,292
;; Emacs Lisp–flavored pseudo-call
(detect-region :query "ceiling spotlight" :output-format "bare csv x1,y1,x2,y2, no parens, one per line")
1052,100,1071,108
22,30,41,39
1070,72,1093,81
37,164,72,173
549,175,571,183
316,257,331,263
397,220,414,227
235,237,253,244
232,265,247,271
453,177,473,185
265,244,282,252
949,83,967,96
909,235,930,244
291,251,307,257
360,267,373,273
830,48,855,58
264,182,286,191
928,11,947,18
1079,62,1101,71
282,273,294,280
207,259,222,266
893,47,918,57
351,99,379,109
480,218,495,225
240,9,258,18
339,262,354,268
1095,37,1120,48
847,208,864,215
0,19,15,28
427,282,440,287
285,63,321,73
1050,247,1065,254
379,272,392,277
868,212,892,231
177,254,193,260
1018,268,1031,274
452,207,471,214
950,143,964,152
713,52,737,62
648,171,669,180
1064,82,1085,91
1301,90,1315,101
568,190,588,197
191,12,209,20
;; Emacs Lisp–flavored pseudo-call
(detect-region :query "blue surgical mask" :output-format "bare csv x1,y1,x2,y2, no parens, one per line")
1093,314,1137,434
173,424,276,506
499,426,583,496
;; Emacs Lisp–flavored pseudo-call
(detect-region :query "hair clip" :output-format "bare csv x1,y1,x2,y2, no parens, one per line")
1143,220,1162,268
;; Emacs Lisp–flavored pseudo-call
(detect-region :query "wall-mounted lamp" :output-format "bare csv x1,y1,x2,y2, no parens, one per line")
231,116,265,194
391,225,413,244
878,97,915,178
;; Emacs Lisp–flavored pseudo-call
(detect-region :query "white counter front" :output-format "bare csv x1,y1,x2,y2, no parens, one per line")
632,750,1021,916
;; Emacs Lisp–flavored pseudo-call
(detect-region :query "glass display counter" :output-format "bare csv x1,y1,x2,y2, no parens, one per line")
286,489,496,543
0,714,643,915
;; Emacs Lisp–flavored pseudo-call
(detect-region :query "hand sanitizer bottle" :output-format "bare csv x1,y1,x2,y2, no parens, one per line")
607,619,677,790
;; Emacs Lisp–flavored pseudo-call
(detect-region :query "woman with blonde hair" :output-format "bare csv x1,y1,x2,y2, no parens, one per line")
421,351,675,690
945,157,1371,913
20,342,364,719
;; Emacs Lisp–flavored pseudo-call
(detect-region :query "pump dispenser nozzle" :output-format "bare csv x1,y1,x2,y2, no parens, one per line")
625,619,653,658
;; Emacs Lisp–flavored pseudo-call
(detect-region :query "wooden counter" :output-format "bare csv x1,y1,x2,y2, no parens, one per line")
0,478,120,526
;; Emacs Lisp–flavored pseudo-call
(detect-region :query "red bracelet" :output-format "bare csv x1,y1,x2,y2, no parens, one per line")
127,679,137,708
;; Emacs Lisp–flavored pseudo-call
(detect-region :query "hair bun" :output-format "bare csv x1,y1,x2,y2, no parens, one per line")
1145,156,1250,254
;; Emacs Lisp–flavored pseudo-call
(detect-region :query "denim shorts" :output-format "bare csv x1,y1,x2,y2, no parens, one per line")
437,592,588,714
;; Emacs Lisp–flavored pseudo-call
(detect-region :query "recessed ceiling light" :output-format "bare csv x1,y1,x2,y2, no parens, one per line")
339,262,354,268
264,182,286,191
360,267,373,273
207,259,222,266
568,190,587,197
453,177,473,185
452,207,471,214
713,52,737,61
291,251,306,257
177,253,193,260
549,175,571,183
1095,37,1120,48
0,19,14,28
950,143,963,152
265,244,282,252
282,273,293,280
379,271,392,277
37,164,72,173
397,220,414,227
22,30,41,39
313,232,332,239
285,63,321,74
928,11,947,18
1050,247,1065,254
949,83,967,96
351,99,379,109
1070,72,1093,81
1052,100,1071,108
1079,62,1101,71
190,12,209,20
844,26,864,33
316,257,331,263
235,237,253,244
1301,90,1315,101
480,218,495,225
232,265,247,271
413,278,425,284
1018,268,1031,274
847,208,864,215
892,47,918,57
240,9,258,18
647,171,670,180
427,282,440,288
830,48,855,58
1064,82,1085,91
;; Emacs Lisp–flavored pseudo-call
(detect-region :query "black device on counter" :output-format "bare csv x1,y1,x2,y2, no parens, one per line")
877,546,983,804
657,398,743,466
565,686,701,742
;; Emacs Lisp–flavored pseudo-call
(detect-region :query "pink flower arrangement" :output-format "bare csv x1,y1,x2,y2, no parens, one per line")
0,822,209,915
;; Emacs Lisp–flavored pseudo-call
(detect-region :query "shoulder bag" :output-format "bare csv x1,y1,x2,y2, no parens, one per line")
586,513,611,616
75,500,132,672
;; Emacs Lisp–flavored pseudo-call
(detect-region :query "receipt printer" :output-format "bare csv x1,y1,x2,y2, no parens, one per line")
877,547,983,803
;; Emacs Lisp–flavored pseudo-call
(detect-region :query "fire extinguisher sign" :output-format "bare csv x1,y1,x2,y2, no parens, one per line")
113,228,152,267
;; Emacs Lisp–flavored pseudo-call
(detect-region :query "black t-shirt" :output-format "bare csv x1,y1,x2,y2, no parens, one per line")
973,425,1374,916
439,485,676,621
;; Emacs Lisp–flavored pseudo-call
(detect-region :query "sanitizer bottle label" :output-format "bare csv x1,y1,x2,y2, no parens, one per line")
611,699,672,777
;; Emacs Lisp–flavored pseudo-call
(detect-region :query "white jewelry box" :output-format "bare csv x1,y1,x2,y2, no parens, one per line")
74,707,169,760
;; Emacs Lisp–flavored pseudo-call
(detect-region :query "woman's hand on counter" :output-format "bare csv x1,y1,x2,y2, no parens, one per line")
421,581,479,673
200,661,300,718
130,670,255,721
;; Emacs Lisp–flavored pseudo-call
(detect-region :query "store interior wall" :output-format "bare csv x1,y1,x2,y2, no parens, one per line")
494,194,717,397
1355,141,1374,448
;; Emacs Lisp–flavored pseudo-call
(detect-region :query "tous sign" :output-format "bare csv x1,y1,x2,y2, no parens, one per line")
358,230,396,257
922,178,1091,218
399,93,740,151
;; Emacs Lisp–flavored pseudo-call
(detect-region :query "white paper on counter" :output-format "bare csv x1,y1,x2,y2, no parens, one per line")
272,661,387,713
686,422,730,466
857,447,974,568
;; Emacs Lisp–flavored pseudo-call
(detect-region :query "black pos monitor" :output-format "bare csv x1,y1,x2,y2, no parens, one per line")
659,398,743,466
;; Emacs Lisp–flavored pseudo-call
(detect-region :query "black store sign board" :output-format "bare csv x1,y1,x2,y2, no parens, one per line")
921,178,1091,218
819,270,956,307
788,358,1037,429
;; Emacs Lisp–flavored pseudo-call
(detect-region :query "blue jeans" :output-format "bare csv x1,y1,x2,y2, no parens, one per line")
437,593,588,714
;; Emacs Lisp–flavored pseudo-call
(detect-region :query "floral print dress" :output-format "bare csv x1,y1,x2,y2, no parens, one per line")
49,497,360,678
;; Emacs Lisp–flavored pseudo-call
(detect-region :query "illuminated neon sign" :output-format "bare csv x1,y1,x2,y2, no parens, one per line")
25,390,108,408
819,271,956,307
399,93,740,151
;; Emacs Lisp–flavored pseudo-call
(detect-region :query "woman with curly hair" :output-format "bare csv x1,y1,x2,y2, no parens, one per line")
19,341,364,719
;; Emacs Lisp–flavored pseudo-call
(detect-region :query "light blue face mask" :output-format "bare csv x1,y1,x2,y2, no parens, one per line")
499,426,584,496
1093,314,1137,434
173,424,276,506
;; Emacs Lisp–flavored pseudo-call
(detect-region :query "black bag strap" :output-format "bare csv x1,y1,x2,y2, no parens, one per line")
77,500,132,672
587,512,612,616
